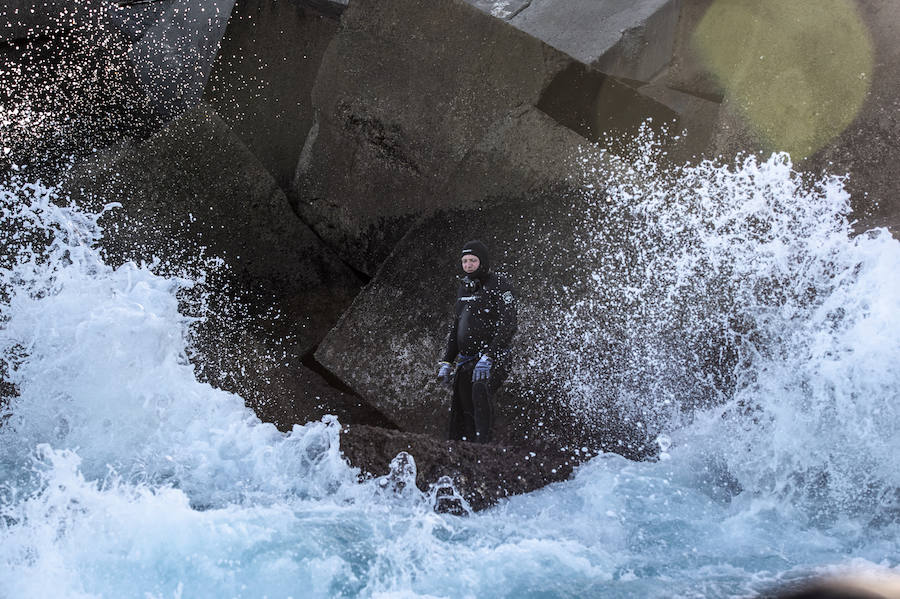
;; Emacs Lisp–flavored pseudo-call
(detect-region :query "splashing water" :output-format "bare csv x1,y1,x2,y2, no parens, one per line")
1,141,899,598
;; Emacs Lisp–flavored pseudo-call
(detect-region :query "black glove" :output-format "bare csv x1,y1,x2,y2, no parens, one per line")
437,361,454,387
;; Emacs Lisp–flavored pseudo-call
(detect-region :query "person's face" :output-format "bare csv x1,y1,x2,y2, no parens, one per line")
461,254,480,274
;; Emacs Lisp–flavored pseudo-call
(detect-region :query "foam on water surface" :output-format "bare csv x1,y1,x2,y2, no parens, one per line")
1,143,899,598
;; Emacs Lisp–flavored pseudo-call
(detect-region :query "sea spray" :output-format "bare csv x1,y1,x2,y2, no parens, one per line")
0,143,898,597
564,129,900,525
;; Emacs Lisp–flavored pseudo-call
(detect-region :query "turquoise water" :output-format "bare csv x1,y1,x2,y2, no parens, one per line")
1,151,898,598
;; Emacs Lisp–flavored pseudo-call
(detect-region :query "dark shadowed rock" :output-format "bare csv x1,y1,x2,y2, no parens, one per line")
340,424,590,511
1,0,235,178
534,61,680,150
123,0,236,123
505,0,680,81
293,0,685,275
0,1,157,177
247,361,396,433
293,0,571,274
64,104,365,423
1,0,103,43
631,81,721,161
204,0,340,190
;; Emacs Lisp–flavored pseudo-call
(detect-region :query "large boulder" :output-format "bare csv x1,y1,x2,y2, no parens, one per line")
292,0,680,275
293,0,568,275
468,0,681,82
1,0,235,177
340,424,589,512
203,0,341,190
64,104,365,425
314,106,694,457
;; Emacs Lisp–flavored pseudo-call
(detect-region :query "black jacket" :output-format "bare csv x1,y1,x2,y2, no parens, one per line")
442,272,517,369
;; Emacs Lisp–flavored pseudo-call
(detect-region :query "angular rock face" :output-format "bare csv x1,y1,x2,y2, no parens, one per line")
249,362,396,433
64,104,365,424
204,0,341,190
476,0,681,81
293,0,572,275
123,0,236,123
293,0,687,276
1,0,102,42
0,1,156,176
314,106,684,457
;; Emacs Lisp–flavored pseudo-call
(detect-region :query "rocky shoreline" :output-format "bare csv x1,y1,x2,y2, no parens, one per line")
3,0,898,508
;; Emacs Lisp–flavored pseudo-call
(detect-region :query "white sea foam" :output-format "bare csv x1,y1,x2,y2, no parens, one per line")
1,139,898,598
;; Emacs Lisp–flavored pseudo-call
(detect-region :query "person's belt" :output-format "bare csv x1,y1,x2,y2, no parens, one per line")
456,354,478,366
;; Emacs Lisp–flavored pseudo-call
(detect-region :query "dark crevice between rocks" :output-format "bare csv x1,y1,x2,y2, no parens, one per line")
298,0,348,20
282,186,374,283
301,347,398,429
535,61,680,153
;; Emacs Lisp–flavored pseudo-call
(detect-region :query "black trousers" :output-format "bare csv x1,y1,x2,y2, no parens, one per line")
448,360,501,443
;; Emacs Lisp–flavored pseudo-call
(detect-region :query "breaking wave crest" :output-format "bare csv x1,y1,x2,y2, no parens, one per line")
1,135,898,597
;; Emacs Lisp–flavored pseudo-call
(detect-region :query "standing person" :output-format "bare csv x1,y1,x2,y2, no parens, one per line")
436,240,517,443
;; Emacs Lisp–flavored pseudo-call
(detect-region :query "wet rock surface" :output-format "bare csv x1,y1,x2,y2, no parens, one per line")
204,0,340,190
292,0,573,275
340,424,592,512
0,2,157,177
251,363,396,433
315,185,663,458
63,104,364,424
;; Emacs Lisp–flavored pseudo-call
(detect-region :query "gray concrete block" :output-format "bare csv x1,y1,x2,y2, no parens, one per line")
293,0,572,275
506,0,680,80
